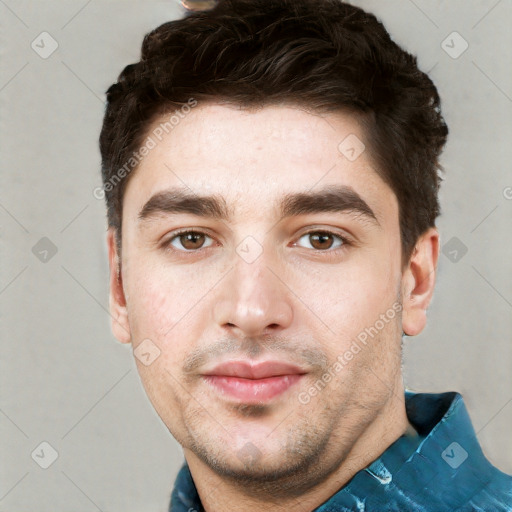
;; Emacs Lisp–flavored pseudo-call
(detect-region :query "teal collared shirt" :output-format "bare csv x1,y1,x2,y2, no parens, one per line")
169,391,512,511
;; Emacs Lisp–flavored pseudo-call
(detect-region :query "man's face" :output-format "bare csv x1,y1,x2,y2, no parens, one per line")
112,103,409,488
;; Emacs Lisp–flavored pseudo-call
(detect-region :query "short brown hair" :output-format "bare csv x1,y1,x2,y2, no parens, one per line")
99,0,448,262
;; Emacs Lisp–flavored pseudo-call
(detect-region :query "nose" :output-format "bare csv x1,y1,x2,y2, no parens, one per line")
213,252,294,339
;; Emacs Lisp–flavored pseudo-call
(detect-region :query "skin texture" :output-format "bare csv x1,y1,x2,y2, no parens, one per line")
107,103,439,511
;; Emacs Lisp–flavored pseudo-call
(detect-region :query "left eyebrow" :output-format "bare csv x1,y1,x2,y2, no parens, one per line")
279,185,380,226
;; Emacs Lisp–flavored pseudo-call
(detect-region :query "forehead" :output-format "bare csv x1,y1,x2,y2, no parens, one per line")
123,103,397,223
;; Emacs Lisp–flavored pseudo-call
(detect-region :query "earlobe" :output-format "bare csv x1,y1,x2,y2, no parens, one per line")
401,228,439,336
107,228,132,344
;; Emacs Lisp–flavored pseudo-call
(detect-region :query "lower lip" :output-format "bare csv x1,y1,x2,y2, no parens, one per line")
203,374,303,402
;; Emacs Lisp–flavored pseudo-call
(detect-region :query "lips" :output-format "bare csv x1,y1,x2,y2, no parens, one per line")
204,361,305,379
202,361,306,402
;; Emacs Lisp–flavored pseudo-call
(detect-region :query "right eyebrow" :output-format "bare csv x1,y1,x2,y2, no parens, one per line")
138,189,232,223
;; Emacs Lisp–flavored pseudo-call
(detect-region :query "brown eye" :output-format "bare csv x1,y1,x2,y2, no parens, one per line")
296,231,344,251
169,231,213,251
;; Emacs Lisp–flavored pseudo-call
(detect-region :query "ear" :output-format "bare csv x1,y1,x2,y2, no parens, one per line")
401,227,439,336
107,228,131,344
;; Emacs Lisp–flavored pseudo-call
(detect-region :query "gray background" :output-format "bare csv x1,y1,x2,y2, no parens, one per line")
1,0,511,510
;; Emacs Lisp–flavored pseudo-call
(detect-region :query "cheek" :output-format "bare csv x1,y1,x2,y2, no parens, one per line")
124,262,211,351
290,255,400,348
125,272,209,421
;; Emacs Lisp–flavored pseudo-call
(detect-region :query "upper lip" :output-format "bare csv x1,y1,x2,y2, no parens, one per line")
202,361,307,379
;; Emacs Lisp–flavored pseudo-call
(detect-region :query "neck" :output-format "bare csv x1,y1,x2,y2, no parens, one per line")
184,380,410,512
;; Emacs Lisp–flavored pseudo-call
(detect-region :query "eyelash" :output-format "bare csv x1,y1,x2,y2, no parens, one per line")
162,228,351,255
